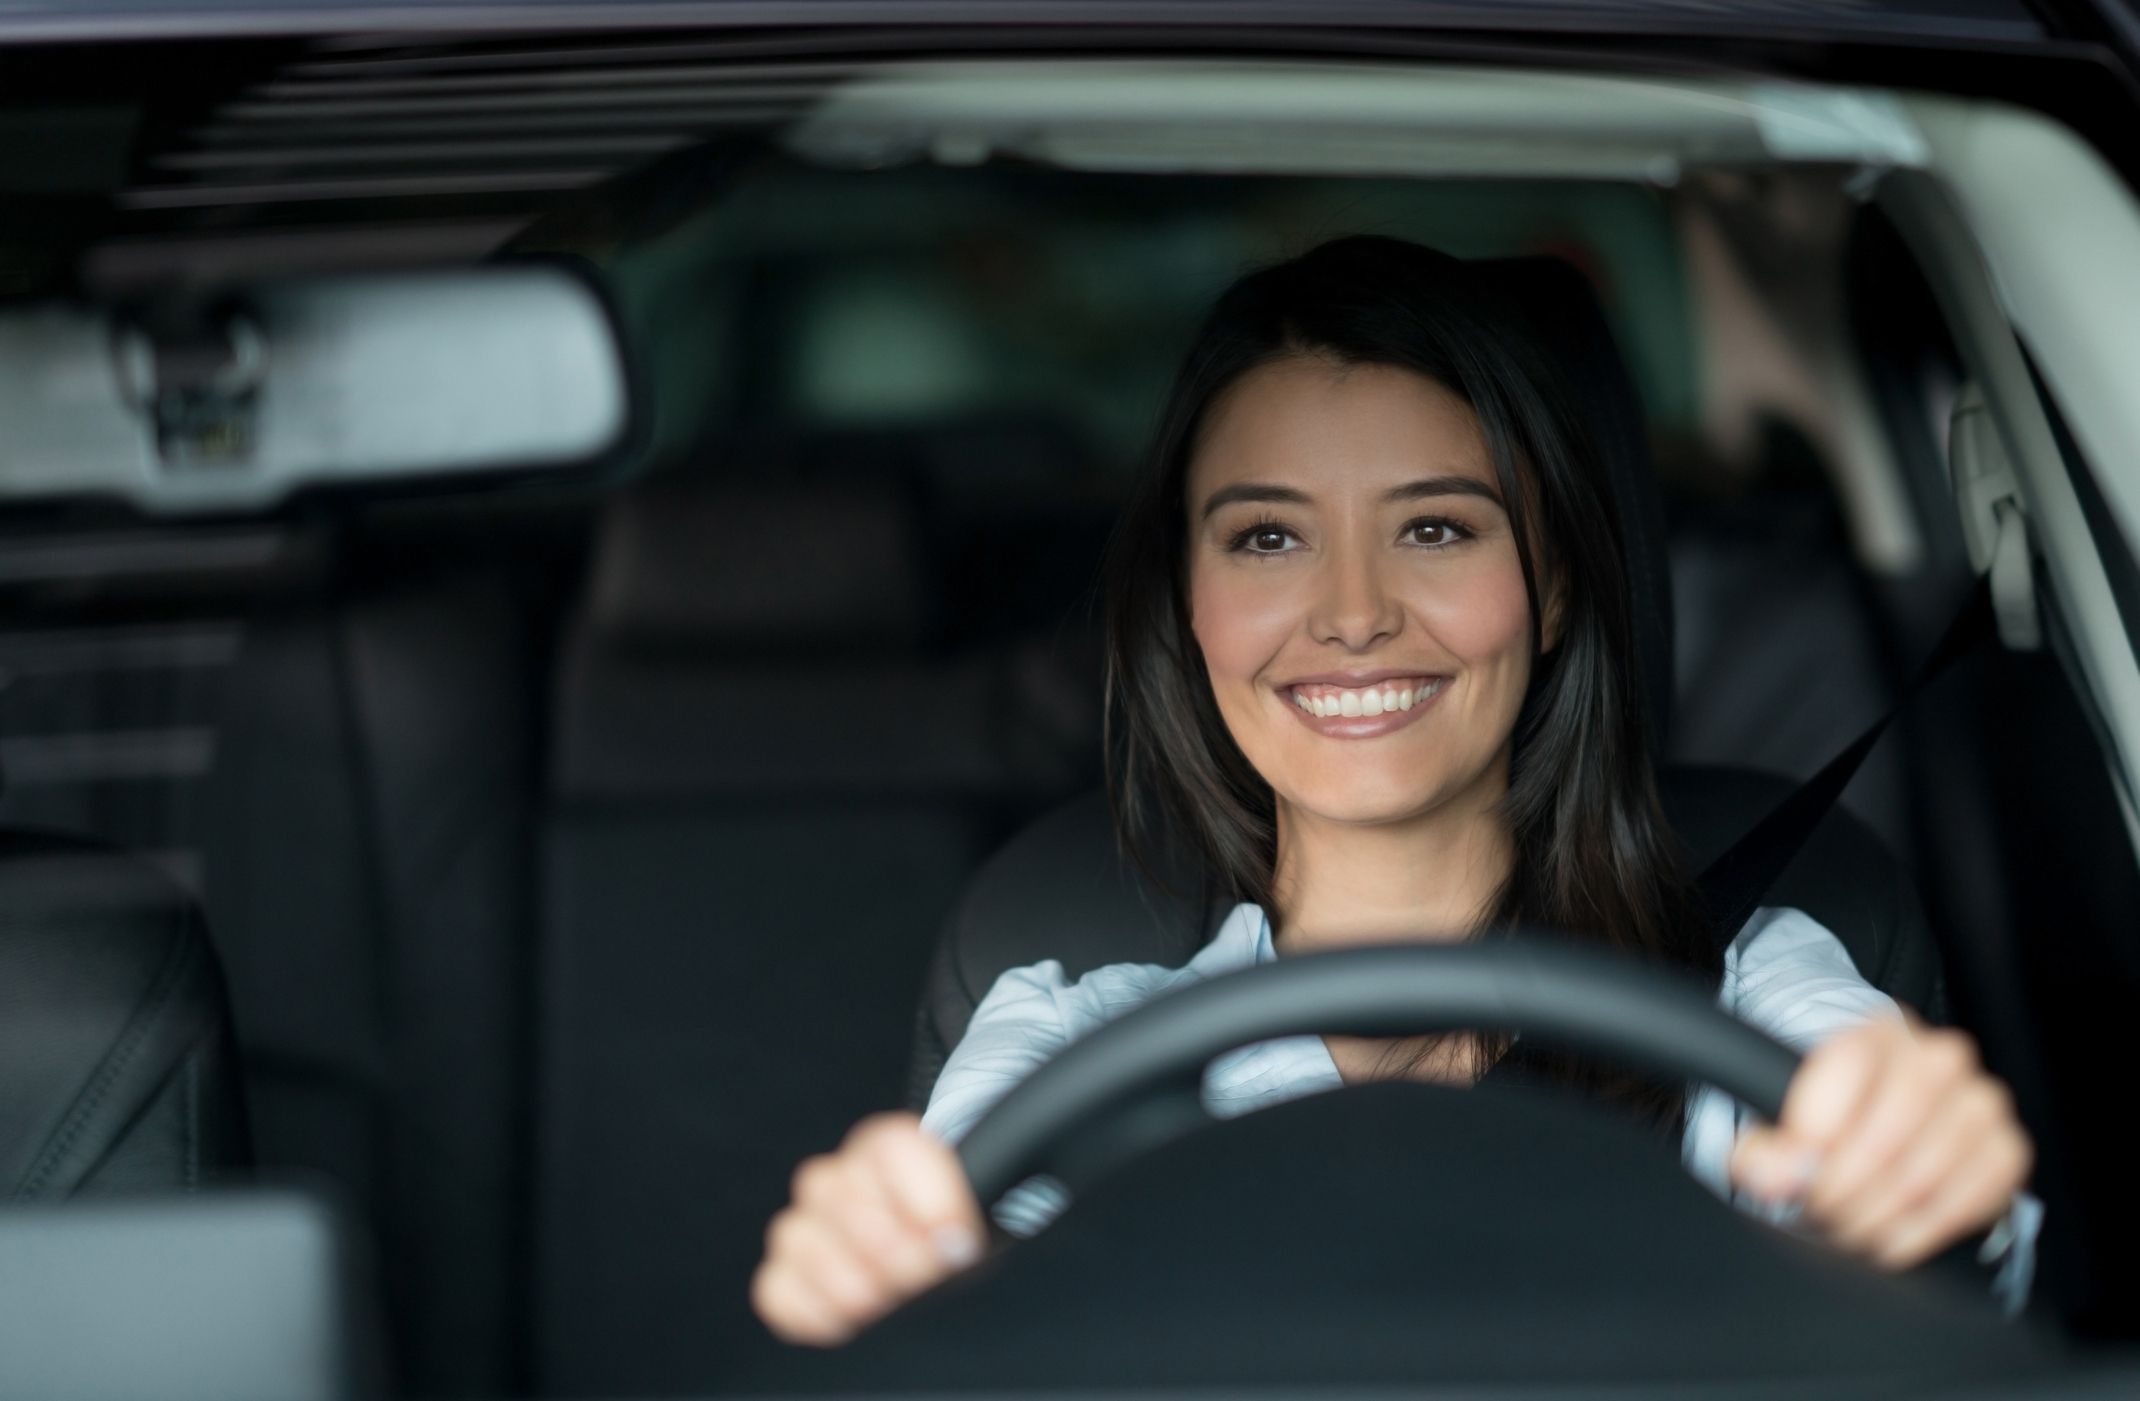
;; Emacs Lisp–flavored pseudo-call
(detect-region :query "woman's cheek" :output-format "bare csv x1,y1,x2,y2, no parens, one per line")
1388,563,1535,771
1402,558,1530,661
1188,564,1300,689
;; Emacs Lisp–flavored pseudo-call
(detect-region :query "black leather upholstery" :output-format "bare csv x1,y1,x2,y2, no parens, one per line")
580,472,929,650
906,253,1946,1108
0,830,248,1199
535,468,1096,1393
202,542,549,1396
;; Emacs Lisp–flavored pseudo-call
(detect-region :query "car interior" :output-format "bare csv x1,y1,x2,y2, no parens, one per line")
3,29,2140,1401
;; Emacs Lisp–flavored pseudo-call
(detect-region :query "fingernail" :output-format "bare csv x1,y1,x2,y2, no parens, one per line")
932,1226,980,1268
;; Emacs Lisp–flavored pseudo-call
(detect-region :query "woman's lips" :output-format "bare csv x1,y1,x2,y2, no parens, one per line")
1282,676,1449,739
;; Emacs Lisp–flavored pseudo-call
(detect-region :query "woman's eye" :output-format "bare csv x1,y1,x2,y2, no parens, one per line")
1405,519,1468,549
1228,522,1300,554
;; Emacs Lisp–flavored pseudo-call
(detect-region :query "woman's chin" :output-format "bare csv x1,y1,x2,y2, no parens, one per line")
1283,785,1453,830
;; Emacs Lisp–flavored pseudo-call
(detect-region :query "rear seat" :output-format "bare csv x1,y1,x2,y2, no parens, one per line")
532,469,1095,1393
203,512,566,1396
0,514,548,1394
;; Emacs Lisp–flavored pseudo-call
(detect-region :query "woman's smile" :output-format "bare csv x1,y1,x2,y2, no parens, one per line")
1280,673,1450,738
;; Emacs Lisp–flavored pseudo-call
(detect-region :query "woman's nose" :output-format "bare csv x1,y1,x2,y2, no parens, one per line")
1308,551,1403,651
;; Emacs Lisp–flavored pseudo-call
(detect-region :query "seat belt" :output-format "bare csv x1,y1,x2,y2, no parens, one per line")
1696,579,1997,950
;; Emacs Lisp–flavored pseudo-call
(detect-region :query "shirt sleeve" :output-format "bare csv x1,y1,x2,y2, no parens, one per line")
916,910,1269,1237
1695,906,2043,1317
916,961,1086,1235
920,959,1082,1148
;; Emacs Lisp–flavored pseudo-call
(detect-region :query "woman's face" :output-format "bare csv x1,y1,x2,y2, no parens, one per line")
1186,354,1547,830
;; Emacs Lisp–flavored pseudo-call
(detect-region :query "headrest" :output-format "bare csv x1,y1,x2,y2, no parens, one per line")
1478,256,1674,749
584,474,927,651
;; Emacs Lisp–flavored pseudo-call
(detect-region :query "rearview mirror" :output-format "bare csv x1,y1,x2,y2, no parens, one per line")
0,264,631,514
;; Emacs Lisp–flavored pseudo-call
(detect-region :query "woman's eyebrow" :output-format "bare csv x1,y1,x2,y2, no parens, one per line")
1382,476,1504,509
1198,475,1502,520
1198,483,1311,520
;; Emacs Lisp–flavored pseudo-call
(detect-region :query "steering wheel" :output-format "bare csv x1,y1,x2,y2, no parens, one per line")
956,935,1801,1208
775,938,2047,1396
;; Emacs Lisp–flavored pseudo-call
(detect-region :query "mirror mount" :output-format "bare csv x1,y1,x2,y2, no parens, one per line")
115,307,268,471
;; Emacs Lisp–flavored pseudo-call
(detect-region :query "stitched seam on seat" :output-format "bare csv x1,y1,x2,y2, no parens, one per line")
16,925,195,1198
65,1034,215,1193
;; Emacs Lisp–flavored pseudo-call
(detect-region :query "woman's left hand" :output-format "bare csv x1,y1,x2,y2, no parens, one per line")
1729,1011,2034,1269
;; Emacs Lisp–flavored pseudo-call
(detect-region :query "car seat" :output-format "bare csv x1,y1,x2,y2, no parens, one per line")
1,828,248,1198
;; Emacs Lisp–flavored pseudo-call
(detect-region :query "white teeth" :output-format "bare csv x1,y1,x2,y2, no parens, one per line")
1292,678,1444,720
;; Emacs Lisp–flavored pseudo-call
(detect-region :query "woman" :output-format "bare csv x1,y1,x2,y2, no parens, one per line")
751,236,2041,1347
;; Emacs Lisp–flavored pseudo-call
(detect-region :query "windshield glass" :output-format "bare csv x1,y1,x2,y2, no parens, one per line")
2,34,2137,1401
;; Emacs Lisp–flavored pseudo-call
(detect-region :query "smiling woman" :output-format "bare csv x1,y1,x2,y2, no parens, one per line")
1196,407,1510,743
1188,364,1540,902
1110,237,1706,1106
748,236,2042,1348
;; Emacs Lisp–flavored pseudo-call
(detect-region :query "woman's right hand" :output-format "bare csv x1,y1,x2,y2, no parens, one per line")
751,1111,987,1347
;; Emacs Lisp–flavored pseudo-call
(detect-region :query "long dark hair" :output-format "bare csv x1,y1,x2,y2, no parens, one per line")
1101,236,1720,1136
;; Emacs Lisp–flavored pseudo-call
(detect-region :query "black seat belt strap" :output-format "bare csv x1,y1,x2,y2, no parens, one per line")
1697,579,1997,950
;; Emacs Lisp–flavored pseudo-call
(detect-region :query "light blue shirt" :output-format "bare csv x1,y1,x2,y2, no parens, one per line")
923,903,2042,1314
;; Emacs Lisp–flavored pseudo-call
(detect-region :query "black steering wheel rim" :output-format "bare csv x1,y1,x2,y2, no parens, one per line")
956,935,1801,1209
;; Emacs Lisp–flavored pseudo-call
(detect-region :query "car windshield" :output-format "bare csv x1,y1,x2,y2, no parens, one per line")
3,22,2139,1401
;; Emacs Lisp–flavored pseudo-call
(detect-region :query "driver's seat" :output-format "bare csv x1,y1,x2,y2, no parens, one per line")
907,254,1944,1106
